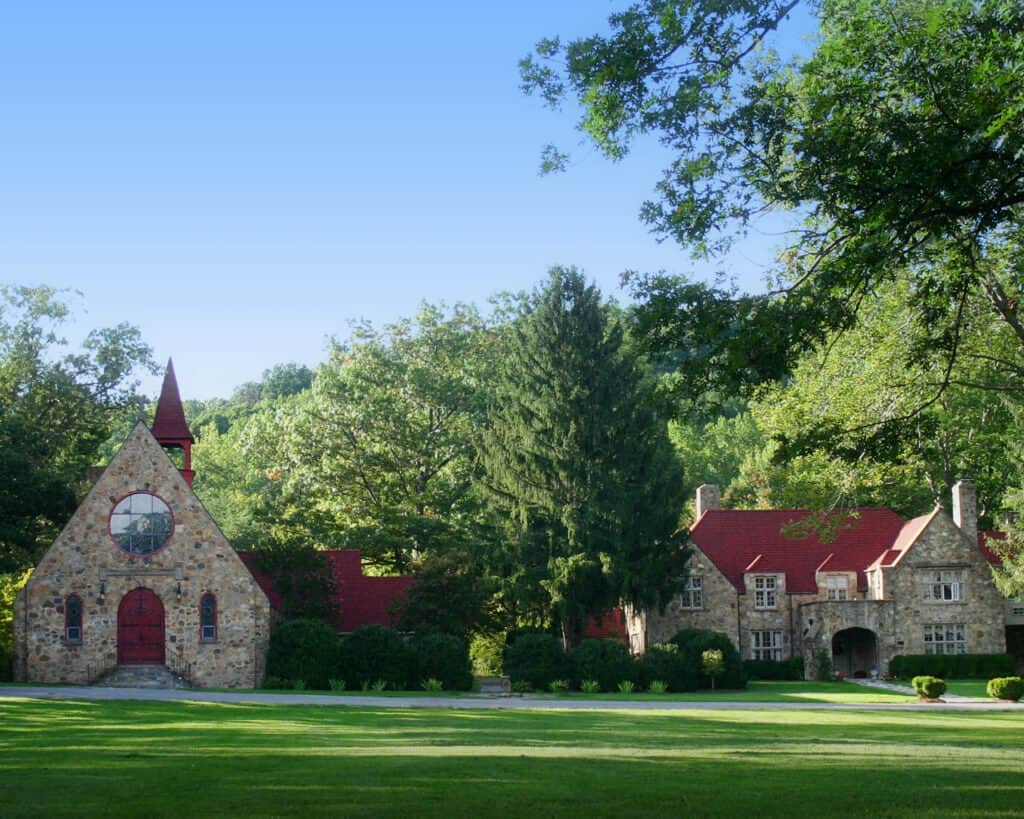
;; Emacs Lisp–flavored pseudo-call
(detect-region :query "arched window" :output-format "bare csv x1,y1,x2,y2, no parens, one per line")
65,595,83,643
200,593,217,642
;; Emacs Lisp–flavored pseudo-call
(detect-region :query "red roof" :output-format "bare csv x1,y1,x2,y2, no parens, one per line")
690,508,907,593
238,550,413,633
151,359,194,443
979,531,1007,566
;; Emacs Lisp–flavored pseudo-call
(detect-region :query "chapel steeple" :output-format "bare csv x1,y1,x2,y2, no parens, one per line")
151,358,195,485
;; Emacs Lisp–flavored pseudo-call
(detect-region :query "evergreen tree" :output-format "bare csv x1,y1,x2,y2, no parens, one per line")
480,268,688,648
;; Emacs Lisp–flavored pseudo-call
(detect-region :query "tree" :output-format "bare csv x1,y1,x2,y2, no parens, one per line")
479,268,688,648
702,649,725,691
0,285,154,571
523,1,1024,430
265,304,497,572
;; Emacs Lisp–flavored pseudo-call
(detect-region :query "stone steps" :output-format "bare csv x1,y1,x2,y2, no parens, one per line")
94,665,190,689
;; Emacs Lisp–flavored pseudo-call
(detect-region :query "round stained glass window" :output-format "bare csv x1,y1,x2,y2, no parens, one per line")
109,492,174,555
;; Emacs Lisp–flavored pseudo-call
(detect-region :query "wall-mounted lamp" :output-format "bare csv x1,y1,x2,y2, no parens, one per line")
97,581,106,604
175,581,182,599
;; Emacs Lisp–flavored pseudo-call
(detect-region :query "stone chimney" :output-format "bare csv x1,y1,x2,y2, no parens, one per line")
696,484,721,519
952,479,977,544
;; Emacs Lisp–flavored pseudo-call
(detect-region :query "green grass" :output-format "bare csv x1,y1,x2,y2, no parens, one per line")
2,697,1022,817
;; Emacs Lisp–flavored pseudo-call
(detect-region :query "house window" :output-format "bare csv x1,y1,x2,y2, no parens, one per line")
64,595,83,643
923,570,964,603
751,630,783,661
681,577,703,609
200,593,217,642
826,576,848,601
754,576,777,609
923,623,967,655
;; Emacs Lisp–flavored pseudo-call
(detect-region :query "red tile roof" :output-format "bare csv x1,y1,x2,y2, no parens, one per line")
151,359,194,443
238,550,413,633
690,508,907,593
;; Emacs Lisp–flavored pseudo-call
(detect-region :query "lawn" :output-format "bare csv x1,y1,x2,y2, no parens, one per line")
1,697,1021,818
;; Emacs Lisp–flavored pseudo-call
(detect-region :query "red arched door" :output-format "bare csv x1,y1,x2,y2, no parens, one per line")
117,588,165,665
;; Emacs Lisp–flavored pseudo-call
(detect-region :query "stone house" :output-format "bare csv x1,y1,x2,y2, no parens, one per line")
626,482,1021,677
12,362,271,688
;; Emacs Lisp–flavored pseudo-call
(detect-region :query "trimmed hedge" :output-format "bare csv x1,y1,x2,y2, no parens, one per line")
911,675,946,698
0,647,12,682
670,629,746,689
987,676,1023,701
743,657,805,681
503,633,570,691
265,618,341,690
338,625,414,690
890,653,1014,680
410,632,473,691
637,643,698,692
570,639,638,692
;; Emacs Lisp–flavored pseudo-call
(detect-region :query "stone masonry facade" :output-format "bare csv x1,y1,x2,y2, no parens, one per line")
629,482,1011,677
13,421,270,688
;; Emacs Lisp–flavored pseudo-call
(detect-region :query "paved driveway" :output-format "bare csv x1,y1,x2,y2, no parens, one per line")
1,684,1020,711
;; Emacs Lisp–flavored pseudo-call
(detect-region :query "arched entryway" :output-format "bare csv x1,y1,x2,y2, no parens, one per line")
832,627,878,678
117,588,165,665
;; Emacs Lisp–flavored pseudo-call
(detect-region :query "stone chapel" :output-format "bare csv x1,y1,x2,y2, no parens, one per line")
12,361,270,688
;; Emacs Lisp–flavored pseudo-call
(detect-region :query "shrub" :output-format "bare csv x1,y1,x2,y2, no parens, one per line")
570,639,639,692
580,679,601,693
421,678,444,692
469,632,506,676
370,679,388,692
637,643,698,692
744,657,805,681
503,633,570,690
338,625,414,690
328,678,346,692
511,680,533,693
262,675,290,690
648,679,669,694
987,676,1023,701
548,679,569,693
670,629,746,689
890,653,1014,680
911,675,947,698
0,647,12,683
410,632,474,691
812,648,833,682
266,618,341,690
617,680,636,693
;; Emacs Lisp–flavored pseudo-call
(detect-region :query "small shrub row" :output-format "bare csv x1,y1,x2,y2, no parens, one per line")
265,621,474,691
743,657,805,681
0,647,13,682
911,675,947,698
503,629,746,693
987,677,1022,701
890,653,1014,680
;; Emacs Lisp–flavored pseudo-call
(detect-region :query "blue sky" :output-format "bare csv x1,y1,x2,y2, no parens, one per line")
1,2,817,399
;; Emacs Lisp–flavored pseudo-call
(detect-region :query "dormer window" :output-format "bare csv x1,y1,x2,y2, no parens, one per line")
923,570,964,603
826,576,848,601
754,576,777,609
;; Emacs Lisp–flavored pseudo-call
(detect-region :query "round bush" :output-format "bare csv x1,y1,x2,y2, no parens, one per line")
987,676,1023,701
637,643,698,692
911,675,947,698
503,633,569,691
570,639,638,692
338,625,414,690
410,632,473,691
670,629,746,689
265,618,340,690
469,632,506,676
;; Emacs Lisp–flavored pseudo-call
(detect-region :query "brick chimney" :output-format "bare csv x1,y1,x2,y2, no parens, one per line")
952,479,977,544
696,484,721,519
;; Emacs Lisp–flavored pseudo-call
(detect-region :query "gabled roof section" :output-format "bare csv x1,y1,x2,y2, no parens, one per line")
690,508,907,593
151,358,194,443
865,510,938,571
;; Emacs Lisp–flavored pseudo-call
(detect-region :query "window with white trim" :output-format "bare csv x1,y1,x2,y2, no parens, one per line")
751,630,783,661
923,570,964,602
754,576,777,609
681,576,703,609
826,576,848,601
923,623,966,655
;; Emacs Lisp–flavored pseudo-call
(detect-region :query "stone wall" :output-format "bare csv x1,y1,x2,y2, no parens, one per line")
14,422,270,688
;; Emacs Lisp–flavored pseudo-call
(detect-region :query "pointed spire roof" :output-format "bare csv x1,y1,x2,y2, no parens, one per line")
151,359,194,443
